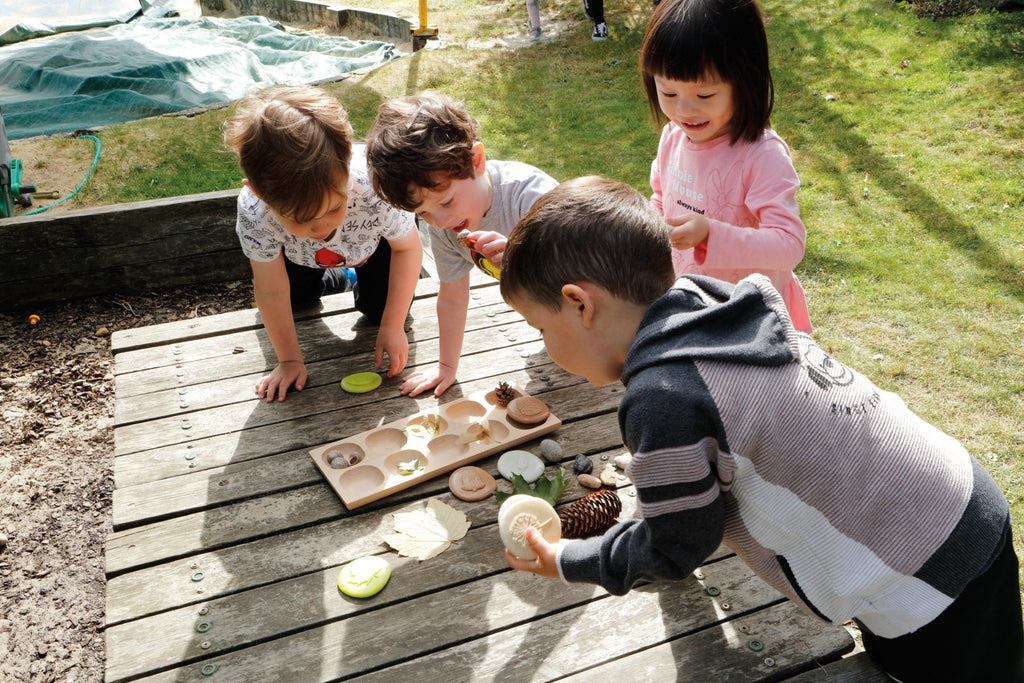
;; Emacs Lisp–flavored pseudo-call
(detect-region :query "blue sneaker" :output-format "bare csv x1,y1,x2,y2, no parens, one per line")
592,22,609,41
323,267,357,296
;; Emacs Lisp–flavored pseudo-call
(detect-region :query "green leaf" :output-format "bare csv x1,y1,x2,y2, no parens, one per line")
492,467,568,507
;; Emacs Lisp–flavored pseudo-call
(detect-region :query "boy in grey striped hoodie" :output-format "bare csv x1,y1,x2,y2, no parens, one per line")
500,176,1022,682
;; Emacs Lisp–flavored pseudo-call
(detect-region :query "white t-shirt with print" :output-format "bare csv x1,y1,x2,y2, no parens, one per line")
235,146,414,269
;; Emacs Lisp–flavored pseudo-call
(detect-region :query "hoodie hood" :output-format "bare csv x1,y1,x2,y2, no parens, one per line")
622,274,800,385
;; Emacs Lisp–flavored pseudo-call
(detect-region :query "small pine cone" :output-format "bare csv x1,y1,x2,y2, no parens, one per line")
494,381,515,407
559,490,623,539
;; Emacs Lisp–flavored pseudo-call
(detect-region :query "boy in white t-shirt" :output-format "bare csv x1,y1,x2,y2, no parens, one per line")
224,85,422,402
365,92,557,398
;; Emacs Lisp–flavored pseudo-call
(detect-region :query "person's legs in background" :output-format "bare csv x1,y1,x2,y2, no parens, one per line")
527,0,542,40
351,239,393,325
582,0,608,41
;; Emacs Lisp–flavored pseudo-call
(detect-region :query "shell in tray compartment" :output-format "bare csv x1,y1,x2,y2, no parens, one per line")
323,444,365,469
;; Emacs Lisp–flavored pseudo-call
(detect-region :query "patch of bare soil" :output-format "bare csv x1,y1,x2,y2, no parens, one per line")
8,137,100,217
0,282,254,682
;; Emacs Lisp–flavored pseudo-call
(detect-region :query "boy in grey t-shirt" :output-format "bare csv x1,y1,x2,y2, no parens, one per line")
366,92,558,397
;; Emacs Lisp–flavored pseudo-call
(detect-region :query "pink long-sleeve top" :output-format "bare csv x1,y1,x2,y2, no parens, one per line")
651,124,812,332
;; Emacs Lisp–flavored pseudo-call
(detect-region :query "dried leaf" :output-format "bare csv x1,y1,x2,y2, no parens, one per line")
383,498,471,560
396,458,423,475
456,421,491,445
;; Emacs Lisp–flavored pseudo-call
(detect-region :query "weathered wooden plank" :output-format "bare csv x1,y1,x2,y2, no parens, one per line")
112,294,519,422
107,502,724,682
106,412,625,571
111,361,594,483
109,270,497,353
782,651,887,682
0,190,246,311
111,283,505,383
110,357,577,494
106,478,630,625
557,600,853,683
127,554,784,683
112,314,533,453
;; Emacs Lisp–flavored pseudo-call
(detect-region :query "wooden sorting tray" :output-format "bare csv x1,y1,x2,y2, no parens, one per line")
310,387,561,509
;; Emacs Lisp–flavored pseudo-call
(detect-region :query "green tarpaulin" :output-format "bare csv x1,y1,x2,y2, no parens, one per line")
0,14,397,140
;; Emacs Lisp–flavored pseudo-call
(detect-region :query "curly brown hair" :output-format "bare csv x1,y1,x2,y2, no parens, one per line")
365,92,481,211
223,85,353,223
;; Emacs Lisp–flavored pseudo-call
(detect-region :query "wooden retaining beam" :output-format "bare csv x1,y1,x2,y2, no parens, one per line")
0,189,249,312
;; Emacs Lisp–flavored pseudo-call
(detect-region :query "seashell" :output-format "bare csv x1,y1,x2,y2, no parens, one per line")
599,463,619,486
613,453,632,470
572,454,593,475
448,466,497,502
505,396,551,426
498,494,561,560
497,450,545,483
539,439,562,463
326,446,362,469
577,473,602,489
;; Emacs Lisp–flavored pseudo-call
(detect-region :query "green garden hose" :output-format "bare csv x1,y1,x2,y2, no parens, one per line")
24,134,102,216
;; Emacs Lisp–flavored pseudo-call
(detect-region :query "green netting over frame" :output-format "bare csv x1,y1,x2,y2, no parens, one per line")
0,15,397,140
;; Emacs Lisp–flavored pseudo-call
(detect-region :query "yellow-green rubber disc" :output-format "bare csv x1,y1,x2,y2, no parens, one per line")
337,556,391,598
340,372,383,394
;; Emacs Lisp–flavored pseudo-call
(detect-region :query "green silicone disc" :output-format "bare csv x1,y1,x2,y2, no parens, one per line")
340,372,383,394
338,556,391,598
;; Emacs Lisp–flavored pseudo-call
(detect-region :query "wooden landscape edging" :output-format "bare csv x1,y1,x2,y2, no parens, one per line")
0,189,248,311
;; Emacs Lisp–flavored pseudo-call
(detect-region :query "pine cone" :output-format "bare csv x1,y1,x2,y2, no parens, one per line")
559,490,622,539
494,381,516,407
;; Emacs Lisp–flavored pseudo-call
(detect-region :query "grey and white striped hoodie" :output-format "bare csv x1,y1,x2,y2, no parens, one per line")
558,274,1009,638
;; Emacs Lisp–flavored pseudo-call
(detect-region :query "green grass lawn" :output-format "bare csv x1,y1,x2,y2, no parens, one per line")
37,0,1024,590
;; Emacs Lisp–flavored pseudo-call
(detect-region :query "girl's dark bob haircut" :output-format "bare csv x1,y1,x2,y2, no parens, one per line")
640,0,774,145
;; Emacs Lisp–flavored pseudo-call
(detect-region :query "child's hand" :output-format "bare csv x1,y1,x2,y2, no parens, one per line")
465,231,507,267
399,362,457,398
666,214,710,251
256,360,307,402
375,323,409,377
504,526,564,579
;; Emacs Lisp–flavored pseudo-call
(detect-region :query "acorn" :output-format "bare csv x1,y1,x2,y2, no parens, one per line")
559,489,623,539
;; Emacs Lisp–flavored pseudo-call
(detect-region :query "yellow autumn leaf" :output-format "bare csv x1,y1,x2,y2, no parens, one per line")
383,498,471,561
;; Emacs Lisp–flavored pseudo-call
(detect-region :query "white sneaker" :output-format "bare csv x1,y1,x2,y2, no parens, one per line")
592,22,609,41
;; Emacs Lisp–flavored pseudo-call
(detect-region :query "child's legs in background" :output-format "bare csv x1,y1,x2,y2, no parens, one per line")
858,527,1024,682
582,0,604,23
351,239,392,325
526,0,540,34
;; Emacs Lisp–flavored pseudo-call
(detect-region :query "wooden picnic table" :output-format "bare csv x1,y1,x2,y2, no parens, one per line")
105,272,877,682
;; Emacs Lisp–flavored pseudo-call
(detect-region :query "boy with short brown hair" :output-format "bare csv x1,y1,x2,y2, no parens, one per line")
366,91,557,398
224,85,422,402
500,176,1023,682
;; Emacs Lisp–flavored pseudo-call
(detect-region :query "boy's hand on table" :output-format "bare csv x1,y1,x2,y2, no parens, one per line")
505,527,565,579
399,362,457,398
256,360,307,402
375,324,409,377
665,214,710,251
465,231,506,267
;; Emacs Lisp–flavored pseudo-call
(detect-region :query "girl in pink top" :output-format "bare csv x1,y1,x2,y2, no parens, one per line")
641,0,812,333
